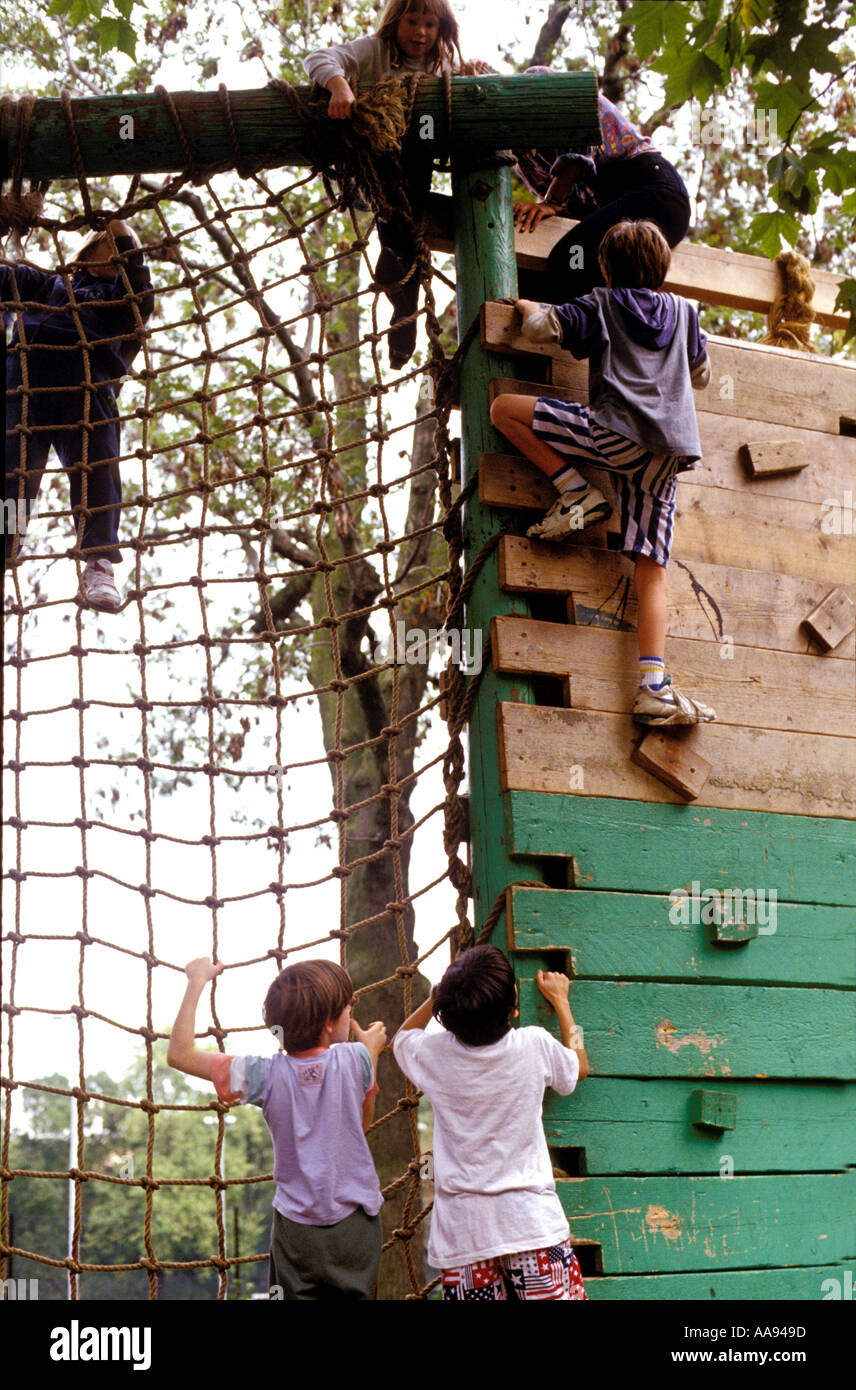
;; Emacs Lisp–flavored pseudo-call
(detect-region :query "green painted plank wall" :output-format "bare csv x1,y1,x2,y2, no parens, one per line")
509,887,856,987
506,793,856,906
543,1077,856,1173
557,1173,856,1273
585,1262,856,1300
518,977,856,1078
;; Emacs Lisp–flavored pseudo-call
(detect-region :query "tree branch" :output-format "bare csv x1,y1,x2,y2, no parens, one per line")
525,1,572,69
139,179,320,414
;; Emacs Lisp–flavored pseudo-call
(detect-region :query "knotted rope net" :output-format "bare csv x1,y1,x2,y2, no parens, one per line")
1,80,490,1301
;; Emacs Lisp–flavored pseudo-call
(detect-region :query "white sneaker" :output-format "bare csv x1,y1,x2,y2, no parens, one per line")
632,677,716,726
79,559,122,613
526,483,612,541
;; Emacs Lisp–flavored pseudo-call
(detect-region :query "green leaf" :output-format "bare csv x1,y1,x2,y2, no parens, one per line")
747,209,800,257
114,0,135,15
47,0,74,14
116,16,137,58
624,0,665,59
96,14,119,52
662,2,694,46
739,0,775,29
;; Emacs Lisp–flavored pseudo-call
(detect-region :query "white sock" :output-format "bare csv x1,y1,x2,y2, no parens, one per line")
549,461,587,494
639,656,666,690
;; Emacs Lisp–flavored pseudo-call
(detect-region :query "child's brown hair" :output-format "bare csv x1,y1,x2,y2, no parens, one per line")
598,219,671,291
376,0,464,73
263,959,353,1052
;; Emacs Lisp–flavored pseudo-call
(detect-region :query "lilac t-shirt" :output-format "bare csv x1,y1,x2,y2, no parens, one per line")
212,1044,383,1225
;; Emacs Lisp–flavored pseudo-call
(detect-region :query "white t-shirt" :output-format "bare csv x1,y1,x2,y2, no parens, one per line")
393,1025,579,1269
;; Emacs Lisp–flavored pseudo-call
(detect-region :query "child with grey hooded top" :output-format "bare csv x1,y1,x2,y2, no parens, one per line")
490,218,715,727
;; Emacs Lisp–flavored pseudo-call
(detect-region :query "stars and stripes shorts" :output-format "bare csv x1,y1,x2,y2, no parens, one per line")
531,397,684,567
441,1238,588,1301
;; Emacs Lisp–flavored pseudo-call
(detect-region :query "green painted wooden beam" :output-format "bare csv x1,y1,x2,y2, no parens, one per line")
586,1262,856,1299
5,74,599,180
506,793,856,906
451,158,545,930
518,977,856,1079
508,886,856,987
543,1077,856,1173
557,1172,856,1273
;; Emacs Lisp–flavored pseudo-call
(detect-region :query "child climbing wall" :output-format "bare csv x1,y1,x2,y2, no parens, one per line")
490,218,716,727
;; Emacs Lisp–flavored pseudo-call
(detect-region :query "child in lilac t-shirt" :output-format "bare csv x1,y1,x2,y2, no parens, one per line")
168,956,386,1299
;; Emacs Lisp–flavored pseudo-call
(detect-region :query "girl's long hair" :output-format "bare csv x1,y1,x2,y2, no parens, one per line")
375,0,464,74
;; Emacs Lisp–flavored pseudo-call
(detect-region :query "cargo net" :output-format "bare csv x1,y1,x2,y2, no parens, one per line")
1,83,487,1301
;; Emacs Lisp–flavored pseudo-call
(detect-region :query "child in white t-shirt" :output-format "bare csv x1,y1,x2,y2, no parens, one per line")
392,943,589,1300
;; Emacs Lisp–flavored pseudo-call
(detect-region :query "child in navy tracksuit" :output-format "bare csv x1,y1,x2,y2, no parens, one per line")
490,218,716,727
3,219,153,611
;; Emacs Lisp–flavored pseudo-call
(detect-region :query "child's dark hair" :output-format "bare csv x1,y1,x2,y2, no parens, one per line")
263,959,353,1052
598,218,671,290
432,944,517,1046
376,0,464,74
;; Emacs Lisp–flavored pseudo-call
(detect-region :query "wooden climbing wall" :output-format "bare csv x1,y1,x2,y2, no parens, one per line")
475,224,856,1298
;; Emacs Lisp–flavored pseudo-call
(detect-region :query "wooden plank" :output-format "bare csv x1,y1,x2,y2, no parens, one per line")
505,791,856,906
491,618,856,737
510,214,849,331
486,413,856,509
585,1263,856,1300
507,886,856,987
631,731,712,801
555,1173,856,1273
518,977,856,1079
541,1077,856,1174
741,440,807,476
488,400,856,586
803,588,856,652
498,536,856,660
498,703,856,819
484,300,856,434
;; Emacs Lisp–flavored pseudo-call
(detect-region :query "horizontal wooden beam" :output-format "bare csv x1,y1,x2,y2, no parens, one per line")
5,75,599,179
497,702,856,818
425,198,849,328
553,1173,856,1271
586,1263,856,1300
519,976,856,1078
491,617,856,736
506,791,856,904
484,300,856,434
497,536,856,660
484,401,856,509
508,885,854,987
542,1077,856,1173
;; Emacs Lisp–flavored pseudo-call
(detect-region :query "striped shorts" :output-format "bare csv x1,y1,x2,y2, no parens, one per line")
441,1238,588,1301
532,397,683,567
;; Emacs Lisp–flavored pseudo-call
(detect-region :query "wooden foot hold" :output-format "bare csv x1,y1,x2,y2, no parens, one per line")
802,587,856,652
631,730,712,800
739,440,807,476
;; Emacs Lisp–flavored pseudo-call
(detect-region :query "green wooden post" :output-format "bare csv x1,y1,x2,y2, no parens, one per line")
451,158,544,934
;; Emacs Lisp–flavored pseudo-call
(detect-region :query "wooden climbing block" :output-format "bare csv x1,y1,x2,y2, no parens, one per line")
631,730,712,802
739,440,807,476
479,452,554,511
802,587,856,652
691,1090,738,1132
